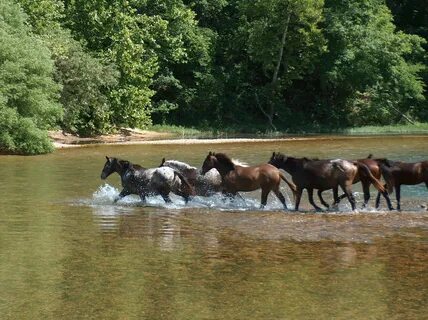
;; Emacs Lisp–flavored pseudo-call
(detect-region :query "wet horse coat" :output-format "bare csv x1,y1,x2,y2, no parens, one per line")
321,155,393,210
375,158,428,210
159,159,222,196
101,157,194,203
201,152,297,209
268,153,388,211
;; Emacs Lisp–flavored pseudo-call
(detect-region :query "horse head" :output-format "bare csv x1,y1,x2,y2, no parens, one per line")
201,152,217,175
268,152,287,168
101,157,132,179
101,156,116,179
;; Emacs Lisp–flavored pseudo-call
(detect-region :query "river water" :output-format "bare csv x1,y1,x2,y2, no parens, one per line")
0,136,427,319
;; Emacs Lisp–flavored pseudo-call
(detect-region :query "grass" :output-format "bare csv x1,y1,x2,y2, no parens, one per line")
148,123,428,139
340,123,428,135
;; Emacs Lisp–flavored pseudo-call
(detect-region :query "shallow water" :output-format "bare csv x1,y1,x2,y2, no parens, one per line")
0,136,427,319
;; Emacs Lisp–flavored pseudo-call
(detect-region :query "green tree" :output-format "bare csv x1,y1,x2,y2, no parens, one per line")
321,0,426,126
386,0,428,121
17,0,119,136
0,0,62,154
64,0,164,128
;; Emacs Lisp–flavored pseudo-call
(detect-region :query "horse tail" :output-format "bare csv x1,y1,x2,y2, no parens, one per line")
379,164,395,194
174,171,196,196
356,162,386,194
279,170,297,200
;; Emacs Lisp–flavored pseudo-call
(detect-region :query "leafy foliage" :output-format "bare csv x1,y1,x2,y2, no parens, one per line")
321,0,426,126
0,0,426,154
0,0,61,154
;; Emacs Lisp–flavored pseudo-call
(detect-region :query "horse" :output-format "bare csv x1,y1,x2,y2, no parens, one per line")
201,152,297,209
374,157,428,210
159,158,222,196
100,157,195,204
323,155,393,210
268,152,388,211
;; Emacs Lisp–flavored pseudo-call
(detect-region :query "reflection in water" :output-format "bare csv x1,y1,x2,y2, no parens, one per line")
0,136,427,319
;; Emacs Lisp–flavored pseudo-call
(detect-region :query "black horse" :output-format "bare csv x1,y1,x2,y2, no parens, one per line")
101,157,195,203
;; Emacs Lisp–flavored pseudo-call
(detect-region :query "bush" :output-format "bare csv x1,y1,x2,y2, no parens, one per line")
0,0,62,154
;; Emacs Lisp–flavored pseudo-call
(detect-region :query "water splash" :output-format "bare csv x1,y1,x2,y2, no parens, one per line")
83,184,427,214
88,184,293,211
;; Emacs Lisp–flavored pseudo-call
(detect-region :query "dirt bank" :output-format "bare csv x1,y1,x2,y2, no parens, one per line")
49,128,173,148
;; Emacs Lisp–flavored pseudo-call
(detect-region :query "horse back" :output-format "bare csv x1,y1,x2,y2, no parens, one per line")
294,159,356,189
224,164,279,192
392,161,428,184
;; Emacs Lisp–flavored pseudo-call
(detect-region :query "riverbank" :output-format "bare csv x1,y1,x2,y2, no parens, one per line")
50,123,428,149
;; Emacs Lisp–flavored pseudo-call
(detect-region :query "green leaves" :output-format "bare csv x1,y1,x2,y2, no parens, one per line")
0,0,61,154
1,0,427,153
322,0,425,126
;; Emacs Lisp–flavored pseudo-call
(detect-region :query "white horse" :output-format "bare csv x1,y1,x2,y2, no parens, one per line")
101,157,195,203
159,159,222,196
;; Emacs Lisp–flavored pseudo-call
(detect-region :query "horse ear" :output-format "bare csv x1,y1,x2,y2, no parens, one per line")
272,152,276,158
367,154,373,159
161,158,165,165
208,151,212,156
106,156,110,162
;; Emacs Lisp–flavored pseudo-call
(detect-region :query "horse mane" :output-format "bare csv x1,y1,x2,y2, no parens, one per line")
303,156,319,161
366,154,396,167
231,158,249,167
272,152,287,161
163,159,197,171
213,153,236,171
114,158,144,170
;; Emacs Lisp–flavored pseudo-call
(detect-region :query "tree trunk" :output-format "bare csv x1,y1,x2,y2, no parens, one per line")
260,12,291,130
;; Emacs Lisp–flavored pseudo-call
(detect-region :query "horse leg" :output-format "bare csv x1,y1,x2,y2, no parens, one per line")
174,189,191,204
381,189,394,211
294,187,303,211
317,190,329,209
340,184,356,211
161,193,172,203
396,184,401,211
139,193,147,204
236,192,246,204
114,189,130,203
308,188,323,211
361,182,370,208
273,188,288,210
375,184,385,209
260,189,269,209
333,187,340,205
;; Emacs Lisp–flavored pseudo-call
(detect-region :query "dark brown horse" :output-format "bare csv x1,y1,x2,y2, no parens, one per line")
328,155,393,210
268,152,388,211
101,157,195,203
374,158,428,210
201,152,297,209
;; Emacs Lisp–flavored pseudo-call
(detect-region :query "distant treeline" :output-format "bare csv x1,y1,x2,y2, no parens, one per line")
0,0,426,154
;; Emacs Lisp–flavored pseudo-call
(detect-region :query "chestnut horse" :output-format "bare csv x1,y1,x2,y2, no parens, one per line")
201,152,297,209
101,157,195,203
327,155,393,210
374,158,428,210
268,152,388,211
